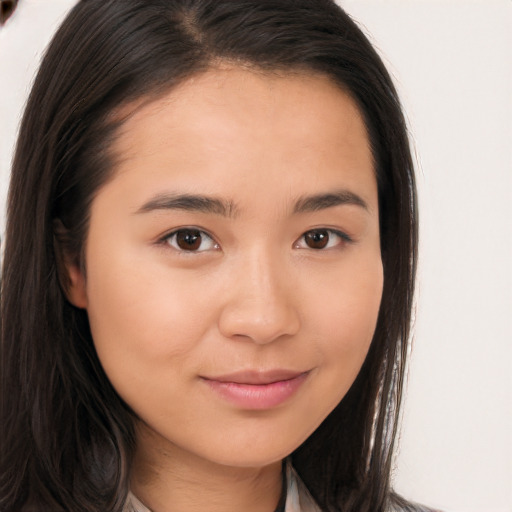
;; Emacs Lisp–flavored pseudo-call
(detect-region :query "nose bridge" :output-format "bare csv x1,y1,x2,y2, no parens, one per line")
245,246,280,300
218,245,300,344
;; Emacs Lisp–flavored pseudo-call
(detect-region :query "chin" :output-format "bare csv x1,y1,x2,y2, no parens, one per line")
203,446,291,469
192,427,312,469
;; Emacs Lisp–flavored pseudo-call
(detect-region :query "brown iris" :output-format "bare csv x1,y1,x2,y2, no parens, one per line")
175,229,203,251
304,230,330,249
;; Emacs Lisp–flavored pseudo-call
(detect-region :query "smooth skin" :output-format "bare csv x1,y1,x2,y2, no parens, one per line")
65,67,383,512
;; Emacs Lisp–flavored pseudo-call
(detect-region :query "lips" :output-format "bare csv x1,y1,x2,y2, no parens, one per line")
205,369,307,385
201,369,310,409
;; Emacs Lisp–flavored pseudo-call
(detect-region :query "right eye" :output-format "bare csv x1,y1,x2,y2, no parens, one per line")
163,228,219,252
294,228,352,250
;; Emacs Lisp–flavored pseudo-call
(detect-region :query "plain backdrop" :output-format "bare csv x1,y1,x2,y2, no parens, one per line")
1,2,511,512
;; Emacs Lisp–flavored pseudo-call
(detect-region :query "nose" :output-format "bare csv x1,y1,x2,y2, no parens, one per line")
217,251,301,344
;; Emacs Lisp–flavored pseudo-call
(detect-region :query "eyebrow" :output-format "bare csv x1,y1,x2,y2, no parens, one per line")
293,190,369,213
135,189,368,217
135,193,238,217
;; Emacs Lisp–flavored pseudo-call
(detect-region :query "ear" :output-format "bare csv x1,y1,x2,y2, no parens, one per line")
53,219,88,309
65,262,88,309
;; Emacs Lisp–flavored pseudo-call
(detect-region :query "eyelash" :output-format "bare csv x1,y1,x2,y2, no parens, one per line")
159,227,352,253
161,228,219,253
294,229,353,250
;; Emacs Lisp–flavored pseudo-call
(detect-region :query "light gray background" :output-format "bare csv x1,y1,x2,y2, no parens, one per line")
1,2,511,511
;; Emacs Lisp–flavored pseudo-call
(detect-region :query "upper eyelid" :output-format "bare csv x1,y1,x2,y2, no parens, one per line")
294,228,353,248
301,228,352,240
159,227,219,253
159,226,215,242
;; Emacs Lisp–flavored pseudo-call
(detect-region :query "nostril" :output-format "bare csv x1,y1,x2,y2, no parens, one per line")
1,0,18,25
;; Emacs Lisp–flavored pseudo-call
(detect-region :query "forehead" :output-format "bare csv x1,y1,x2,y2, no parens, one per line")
114,67,370,151
106,66,376,212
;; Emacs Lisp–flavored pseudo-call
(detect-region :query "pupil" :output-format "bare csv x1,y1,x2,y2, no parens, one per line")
177,230,201,250
306,230,329,249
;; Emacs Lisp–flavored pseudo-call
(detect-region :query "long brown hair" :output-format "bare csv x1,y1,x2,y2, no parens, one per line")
0,0,18,25
1,1,418,511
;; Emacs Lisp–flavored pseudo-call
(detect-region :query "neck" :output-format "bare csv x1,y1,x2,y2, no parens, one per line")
130,423,283,512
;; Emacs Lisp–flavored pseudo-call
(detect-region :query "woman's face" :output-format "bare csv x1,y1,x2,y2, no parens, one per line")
67,67,383,467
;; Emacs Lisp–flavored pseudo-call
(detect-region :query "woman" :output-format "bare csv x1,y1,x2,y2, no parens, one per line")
0,1,430,511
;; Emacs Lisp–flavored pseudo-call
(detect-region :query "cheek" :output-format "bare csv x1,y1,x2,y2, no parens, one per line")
309,255,383,378
83,241,219,386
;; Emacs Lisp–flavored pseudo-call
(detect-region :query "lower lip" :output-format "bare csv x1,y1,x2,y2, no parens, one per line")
203,373,309,410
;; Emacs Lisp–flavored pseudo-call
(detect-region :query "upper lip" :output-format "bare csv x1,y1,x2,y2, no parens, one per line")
202,369,308,385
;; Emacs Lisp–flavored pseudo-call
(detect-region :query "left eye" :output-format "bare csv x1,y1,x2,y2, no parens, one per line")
164,229,219,252
294,229,350,250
